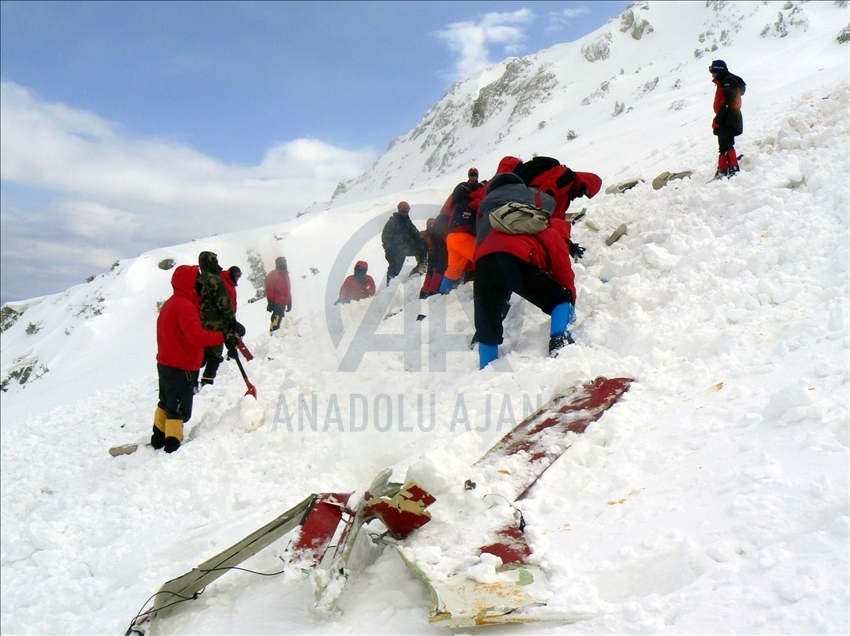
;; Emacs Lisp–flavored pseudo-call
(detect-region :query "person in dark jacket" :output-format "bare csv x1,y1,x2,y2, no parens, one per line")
265,256,292,333
337,261,376,304
710,59,746,178
220,266,241,313
473,173,579,369
439,168,485,294
153,265,235,453
197,251,243,386
381,201,428,285
420,218,448,298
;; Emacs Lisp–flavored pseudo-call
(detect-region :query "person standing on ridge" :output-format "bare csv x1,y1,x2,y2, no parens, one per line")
381,201,428,285
709,59,746,179
337,261,376,304
153,264,236,453
197,251,244,386
266,256,292,333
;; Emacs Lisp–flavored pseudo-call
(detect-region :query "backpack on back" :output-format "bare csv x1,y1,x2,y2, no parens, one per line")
489,202,551,235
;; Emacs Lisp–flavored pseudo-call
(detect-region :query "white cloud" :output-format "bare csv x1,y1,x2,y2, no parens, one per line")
62,201,140,240
0,81,377,227
0,80,379,300
546,6,592,32
435,9,534,80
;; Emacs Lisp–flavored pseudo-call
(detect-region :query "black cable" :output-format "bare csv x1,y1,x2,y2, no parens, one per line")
198,564,288,577
125,588,205,635
125,561,294,633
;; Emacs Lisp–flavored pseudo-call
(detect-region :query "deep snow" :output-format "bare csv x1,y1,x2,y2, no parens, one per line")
1,1,848,634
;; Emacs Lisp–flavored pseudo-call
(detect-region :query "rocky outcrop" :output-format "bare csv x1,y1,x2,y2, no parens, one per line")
620,3,654,40
582,32,613,62
470,59,557,128
760,2,809,38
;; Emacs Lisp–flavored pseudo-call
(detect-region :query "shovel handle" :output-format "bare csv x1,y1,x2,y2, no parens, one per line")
233,354,258,399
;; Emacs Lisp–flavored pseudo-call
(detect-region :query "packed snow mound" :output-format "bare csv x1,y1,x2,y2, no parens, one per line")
1,0,848,634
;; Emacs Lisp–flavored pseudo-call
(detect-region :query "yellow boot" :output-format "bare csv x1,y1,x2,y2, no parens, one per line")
164,418,183,453
151,407,167,449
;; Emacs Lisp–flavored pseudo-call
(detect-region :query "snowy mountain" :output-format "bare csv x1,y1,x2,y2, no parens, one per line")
332,0,850,202
1,1,848,634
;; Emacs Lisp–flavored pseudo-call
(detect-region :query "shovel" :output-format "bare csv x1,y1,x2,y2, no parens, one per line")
235,335,254,361
231,350,258,399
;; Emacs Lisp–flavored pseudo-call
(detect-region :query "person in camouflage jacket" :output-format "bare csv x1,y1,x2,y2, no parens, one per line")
381,201,428,285
197,251,244,386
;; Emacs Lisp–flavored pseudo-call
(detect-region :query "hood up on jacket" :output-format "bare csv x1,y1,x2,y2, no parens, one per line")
171,265,200,301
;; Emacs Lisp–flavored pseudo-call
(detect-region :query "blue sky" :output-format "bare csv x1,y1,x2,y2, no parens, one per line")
0,1,628,303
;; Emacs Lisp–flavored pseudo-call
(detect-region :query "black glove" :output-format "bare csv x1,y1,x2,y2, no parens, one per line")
569,240,585,260
224,333,238,352
231,319,246,337
266,300,274,312
452,182,473,202
286,300,292,312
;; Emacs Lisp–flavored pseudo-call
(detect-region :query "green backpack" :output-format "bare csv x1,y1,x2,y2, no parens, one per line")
488,202,551,235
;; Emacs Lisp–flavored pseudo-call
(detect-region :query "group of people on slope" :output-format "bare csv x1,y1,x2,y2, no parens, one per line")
152,251,295,453
371,155,602,370
364,61,745,368
154,61,747,447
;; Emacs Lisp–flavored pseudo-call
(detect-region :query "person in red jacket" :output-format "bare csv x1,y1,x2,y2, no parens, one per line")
514,160,602,220
153,265,234,453
710,59,746,178
473,173,580,369
220,265,241,313
337,261,376,304
265,256,292,333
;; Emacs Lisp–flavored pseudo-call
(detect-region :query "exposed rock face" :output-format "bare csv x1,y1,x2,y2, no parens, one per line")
582,32,613,62
760,2,810,38
470,60,557,128
0,306,21,333
620,3,655,40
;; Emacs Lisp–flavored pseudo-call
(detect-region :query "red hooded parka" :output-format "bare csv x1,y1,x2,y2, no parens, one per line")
157,265,225,371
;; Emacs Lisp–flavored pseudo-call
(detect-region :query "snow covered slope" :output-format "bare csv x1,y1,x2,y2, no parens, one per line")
1,1,848,634
332,0,850,202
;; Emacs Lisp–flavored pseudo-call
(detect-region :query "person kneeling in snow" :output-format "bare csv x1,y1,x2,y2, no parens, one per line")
336,260,376,304
153,265,237,453
473,173,579,369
